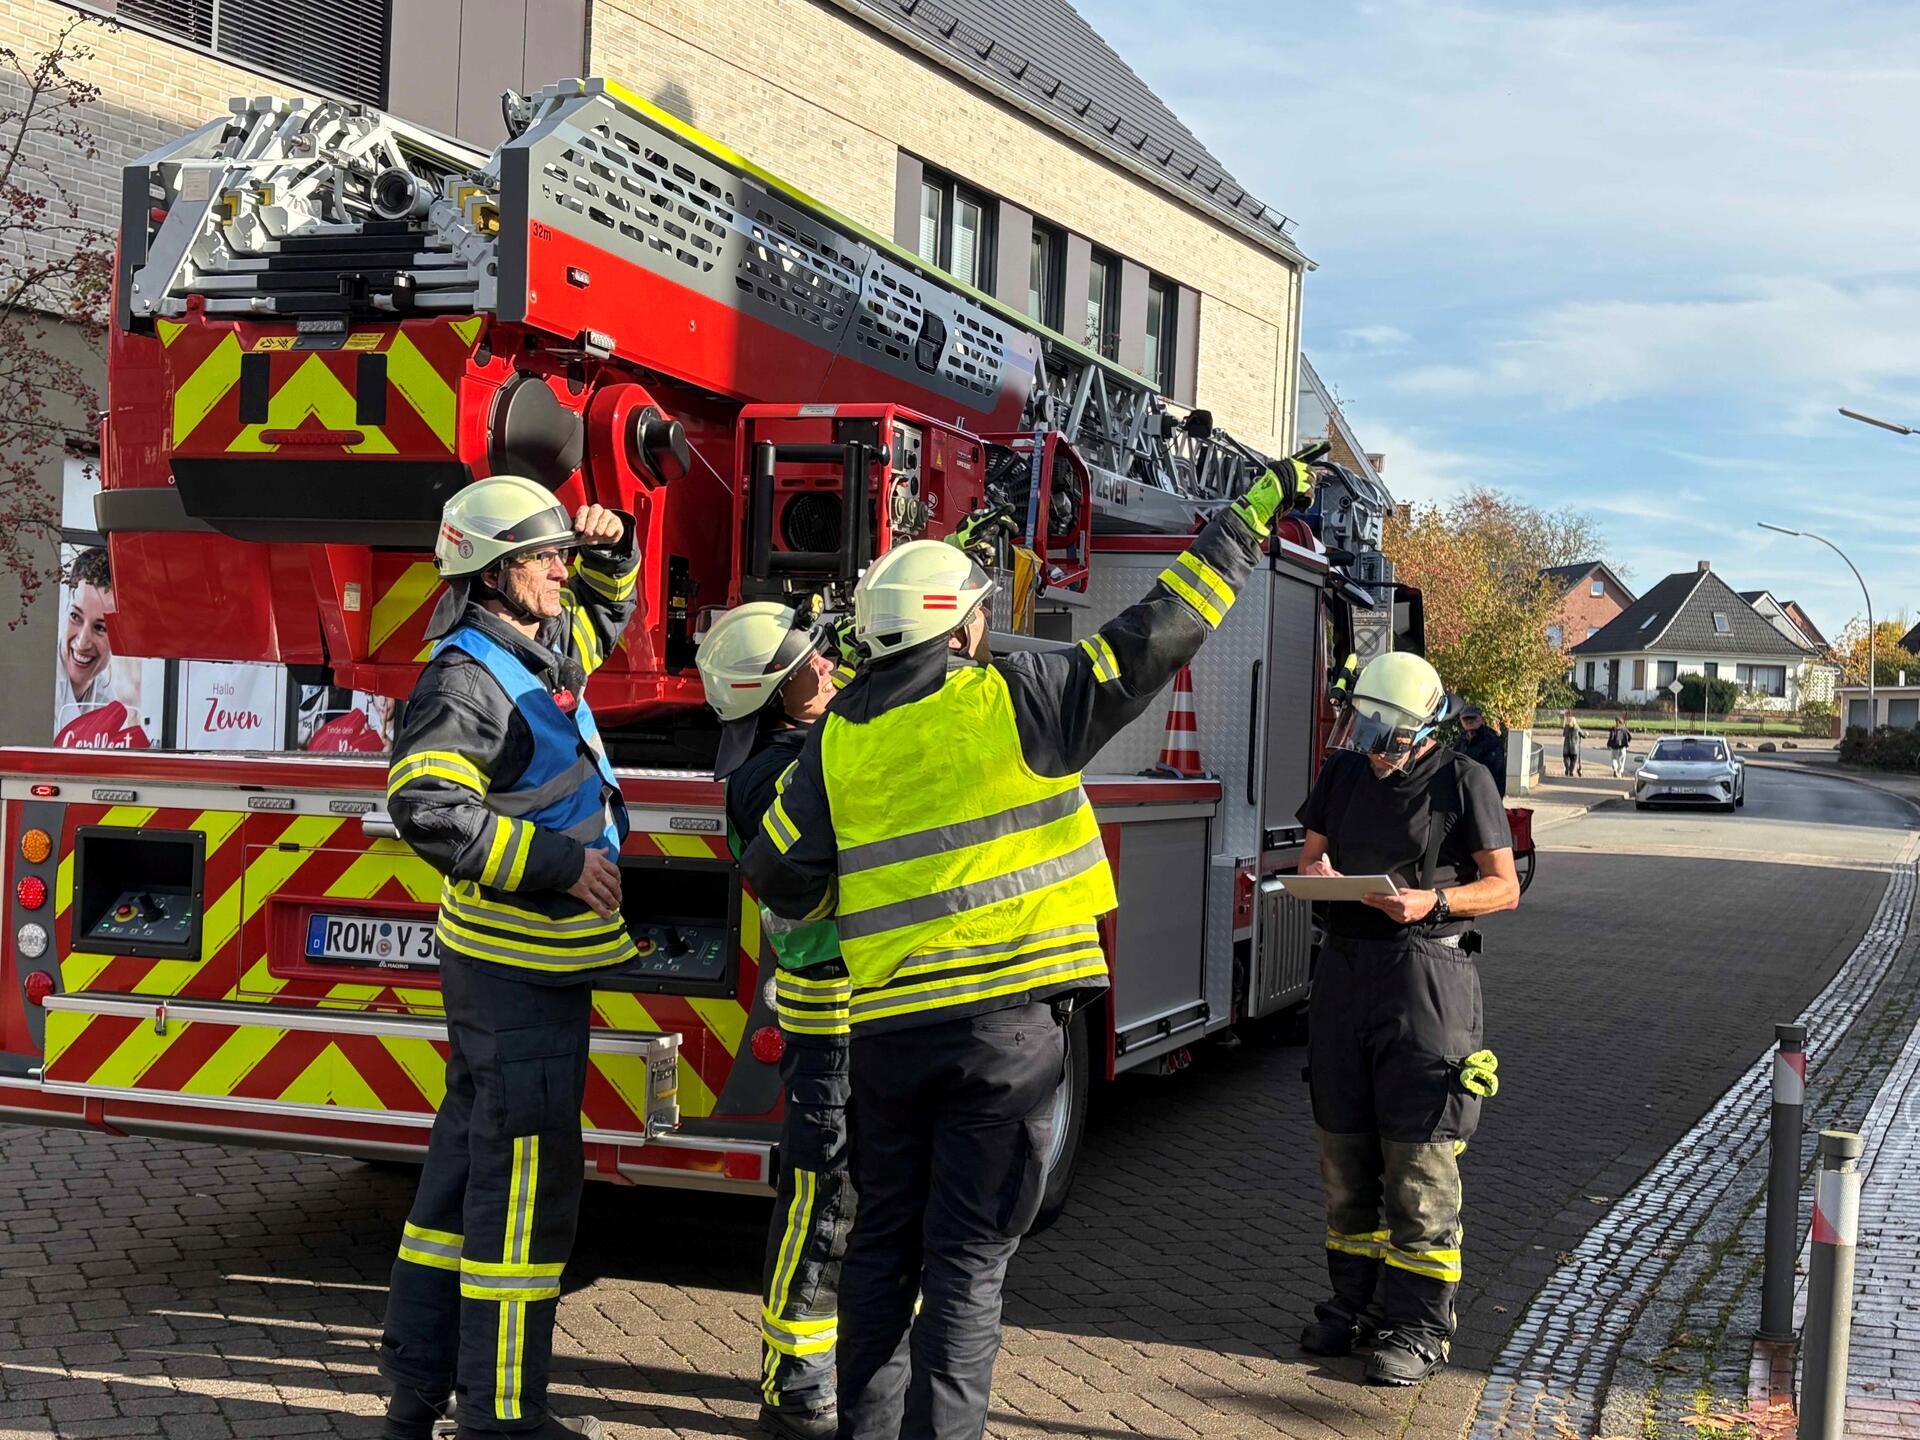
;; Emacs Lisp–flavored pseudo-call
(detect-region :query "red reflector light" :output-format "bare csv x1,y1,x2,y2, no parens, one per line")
23,971,54,1007
15,876,47,911
29,784,58,798
750,1025,786,1065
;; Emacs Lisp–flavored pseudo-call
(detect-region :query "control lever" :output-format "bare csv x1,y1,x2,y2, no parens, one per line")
662,927,690,958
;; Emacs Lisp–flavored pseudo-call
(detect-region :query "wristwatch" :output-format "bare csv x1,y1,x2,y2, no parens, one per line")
1430,888,1452,926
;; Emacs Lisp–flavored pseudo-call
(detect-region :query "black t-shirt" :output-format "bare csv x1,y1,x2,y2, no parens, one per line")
1296,744,1510,939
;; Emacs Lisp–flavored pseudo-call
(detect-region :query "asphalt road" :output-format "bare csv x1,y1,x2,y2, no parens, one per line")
1,766,1915,1440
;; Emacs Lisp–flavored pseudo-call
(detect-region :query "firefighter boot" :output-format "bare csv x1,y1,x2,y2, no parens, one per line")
381,1386,452,1440
455,1417,604,1439
1366,1330,1448,1386
758,1403,838,1439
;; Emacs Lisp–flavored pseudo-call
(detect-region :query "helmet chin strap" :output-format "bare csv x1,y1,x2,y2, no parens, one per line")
480,566,544,628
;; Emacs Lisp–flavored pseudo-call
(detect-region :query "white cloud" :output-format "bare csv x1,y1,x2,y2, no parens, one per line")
1339,324,1412,351
1389,279,1920,415
1353,421,1499,506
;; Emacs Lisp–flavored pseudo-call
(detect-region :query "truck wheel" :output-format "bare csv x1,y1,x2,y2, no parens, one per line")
1028,1008,1091,1236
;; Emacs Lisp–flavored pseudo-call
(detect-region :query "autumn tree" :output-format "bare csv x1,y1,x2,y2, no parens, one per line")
1383,487,1610,730
1829,617,1918,687
0,14,113,628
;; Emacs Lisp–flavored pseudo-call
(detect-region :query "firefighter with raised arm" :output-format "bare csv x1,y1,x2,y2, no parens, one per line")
377,475,638,1440
696,602,853,1440
1295,652,1520,1385
741,461,1309,1440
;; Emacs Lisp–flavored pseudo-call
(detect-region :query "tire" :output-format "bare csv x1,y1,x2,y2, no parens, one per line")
1635,801,1649,811
1720,800,1738,814
1028,1007,1091,1236
1516,849,1537,895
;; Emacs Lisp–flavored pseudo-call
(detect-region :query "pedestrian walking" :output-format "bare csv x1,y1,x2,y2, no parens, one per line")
697,602,854,1440
1295,652,1521,1385
1561,710,1585,777
1607,713,1633,778
1454,704,1507,797
743,463,1306,1439
378,476,638,1440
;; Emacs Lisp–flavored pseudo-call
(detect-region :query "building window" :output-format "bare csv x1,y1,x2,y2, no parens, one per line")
1657,660,1678,689
112,0,392,105
1736,664,1787,697
1713,612,1731,634
916,168,994,290
1086,247,1120,359
1590,579,1605,597
1705,662,1719,679
1583,662,1596,691
1144,275,1177,392
1640,613,1658,630
1028,221,1064,330
1546,624,1564,648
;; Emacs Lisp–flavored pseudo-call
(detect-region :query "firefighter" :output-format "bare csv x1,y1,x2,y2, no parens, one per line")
696,602,854,1440
1295,651,1520,1385
741,463,1305,1440
377,474,639,1440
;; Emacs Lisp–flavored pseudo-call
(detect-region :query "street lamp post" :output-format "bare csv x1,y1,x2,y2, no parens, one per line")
1757,522,1873,725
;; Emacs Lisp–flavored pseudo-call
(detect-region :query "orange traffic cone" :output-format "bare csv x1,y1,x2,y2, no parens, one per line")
1155,667,1205,777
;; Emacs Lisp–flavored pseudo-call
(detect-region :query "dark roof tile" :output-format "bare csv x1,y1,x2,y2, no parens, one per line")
825,0,1298,253
1571,570,1808,658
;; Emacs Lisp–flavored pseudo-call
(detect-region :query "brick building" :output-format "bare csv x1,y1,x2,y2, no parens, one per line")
2,0,1307,743
1540,560,1635,658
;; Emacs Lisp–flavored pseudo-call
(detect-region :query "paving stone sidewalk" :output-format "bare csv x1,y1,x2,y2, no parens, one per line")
1469,841,1920,1440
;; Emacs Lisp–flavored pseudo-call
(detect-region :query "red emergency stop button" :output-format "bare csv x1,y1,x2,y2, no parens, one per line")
750,1025,786,1065
23,971,54,1007
15,876,47,911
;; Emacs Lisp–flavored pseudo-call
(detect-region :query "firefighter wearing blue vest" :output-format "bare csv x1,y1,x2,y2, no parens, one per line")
376,475,639,1440
742,461,1307,1440
697,601,854,1440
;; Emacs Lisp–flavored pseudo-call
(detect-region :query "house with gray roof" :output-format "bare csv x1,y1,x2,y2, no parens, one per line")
1568,562,1817,711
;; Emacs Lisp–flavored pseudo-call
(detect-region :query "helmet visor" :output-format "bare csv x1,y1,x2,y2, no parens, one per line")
1328,700,1434,771
494,504,576,548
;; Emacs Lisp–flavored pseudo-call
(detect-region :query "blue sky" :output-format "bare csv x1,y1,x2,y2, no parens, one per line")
1074,0,1920,647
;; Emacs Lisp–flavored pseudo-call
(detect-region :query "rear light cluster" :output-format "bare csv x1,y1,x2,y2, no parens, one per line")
17,829,55,977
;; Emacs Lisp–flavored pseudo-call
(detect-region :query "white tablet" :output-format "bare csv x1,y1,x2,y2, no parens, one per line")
1275,873,1402,901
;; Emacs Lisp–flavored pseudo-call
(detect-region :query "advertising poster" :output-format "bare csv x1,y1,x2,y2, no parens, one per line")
296,684,395,754
175,660,288,752
53,543,167,749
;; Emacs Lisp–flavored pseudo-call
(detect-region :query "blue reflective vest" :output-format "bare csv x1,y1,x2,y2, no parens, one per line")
429,626,635,975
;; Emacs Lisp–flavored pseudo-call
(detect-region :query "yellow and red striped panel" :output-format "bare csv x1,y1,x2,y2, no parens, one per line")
37,808,759,1129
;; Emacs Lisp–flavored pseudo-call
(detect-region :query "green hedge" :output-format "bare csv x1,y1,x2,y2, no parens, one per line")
1839,725,1920,771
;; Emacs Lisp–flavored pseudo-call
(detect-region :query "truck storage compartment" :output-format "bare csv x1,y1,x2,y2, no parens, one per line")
72,827,206,960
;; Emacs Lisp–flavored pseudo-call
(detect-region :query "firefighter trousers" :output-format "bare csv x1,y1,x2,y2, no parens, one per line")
760,1027,854,1414
1308,930,1483,1350
837,1002,1063,1440
378,951,593,1432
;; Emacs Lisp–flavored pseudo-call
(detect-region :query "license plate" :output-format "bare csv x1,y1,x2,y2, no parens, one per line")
305,911,438,969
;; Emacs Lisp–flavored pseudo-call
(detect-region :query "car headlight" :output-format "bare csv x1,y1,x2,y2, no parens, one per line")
1638,768,1660,781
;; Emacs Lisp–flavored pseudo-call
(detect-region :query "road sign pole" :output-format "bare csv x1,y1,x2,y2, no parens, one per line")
1799,1130,1864,1440
1758,1022,1807,1341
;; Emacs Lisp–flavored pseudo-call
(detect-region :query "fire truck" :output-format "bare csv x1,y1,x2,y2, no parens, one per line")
0,79,1411,1216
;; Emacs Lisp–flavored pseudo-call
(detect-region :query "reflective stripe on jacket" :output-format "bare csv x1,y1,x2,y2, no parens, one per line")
428,625,635,974
819,665,1115,1030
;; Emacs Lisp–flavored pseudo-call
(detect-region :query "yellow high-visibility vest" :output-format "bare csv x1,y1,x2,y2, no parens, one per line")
819,664,1114,1030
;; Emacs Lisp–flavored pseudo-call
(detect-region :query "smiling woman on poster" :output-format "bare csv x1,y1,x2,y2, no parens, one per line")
54,547,116,720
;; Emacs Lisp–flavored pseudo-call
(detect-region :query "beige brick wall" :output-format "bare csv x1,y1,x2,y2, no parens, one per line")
1,1,301,241
589,0,1300,453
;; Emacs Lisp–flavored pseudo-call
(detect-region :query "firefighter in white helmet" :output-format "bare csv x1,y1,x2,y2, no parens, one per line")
377,474,637,1440
742,462,1309,1439
696,602,850,1440
1295,650,1520,1385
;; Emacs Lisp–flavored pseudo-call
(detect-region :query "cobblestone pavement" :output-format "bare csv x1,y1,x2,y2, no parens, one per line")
1,775,1913,1440
1473,855,1920,1440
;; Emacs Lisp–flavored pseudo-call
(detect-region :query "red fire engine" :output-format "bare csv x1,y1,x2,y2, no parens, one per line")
1,80,1410,1215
